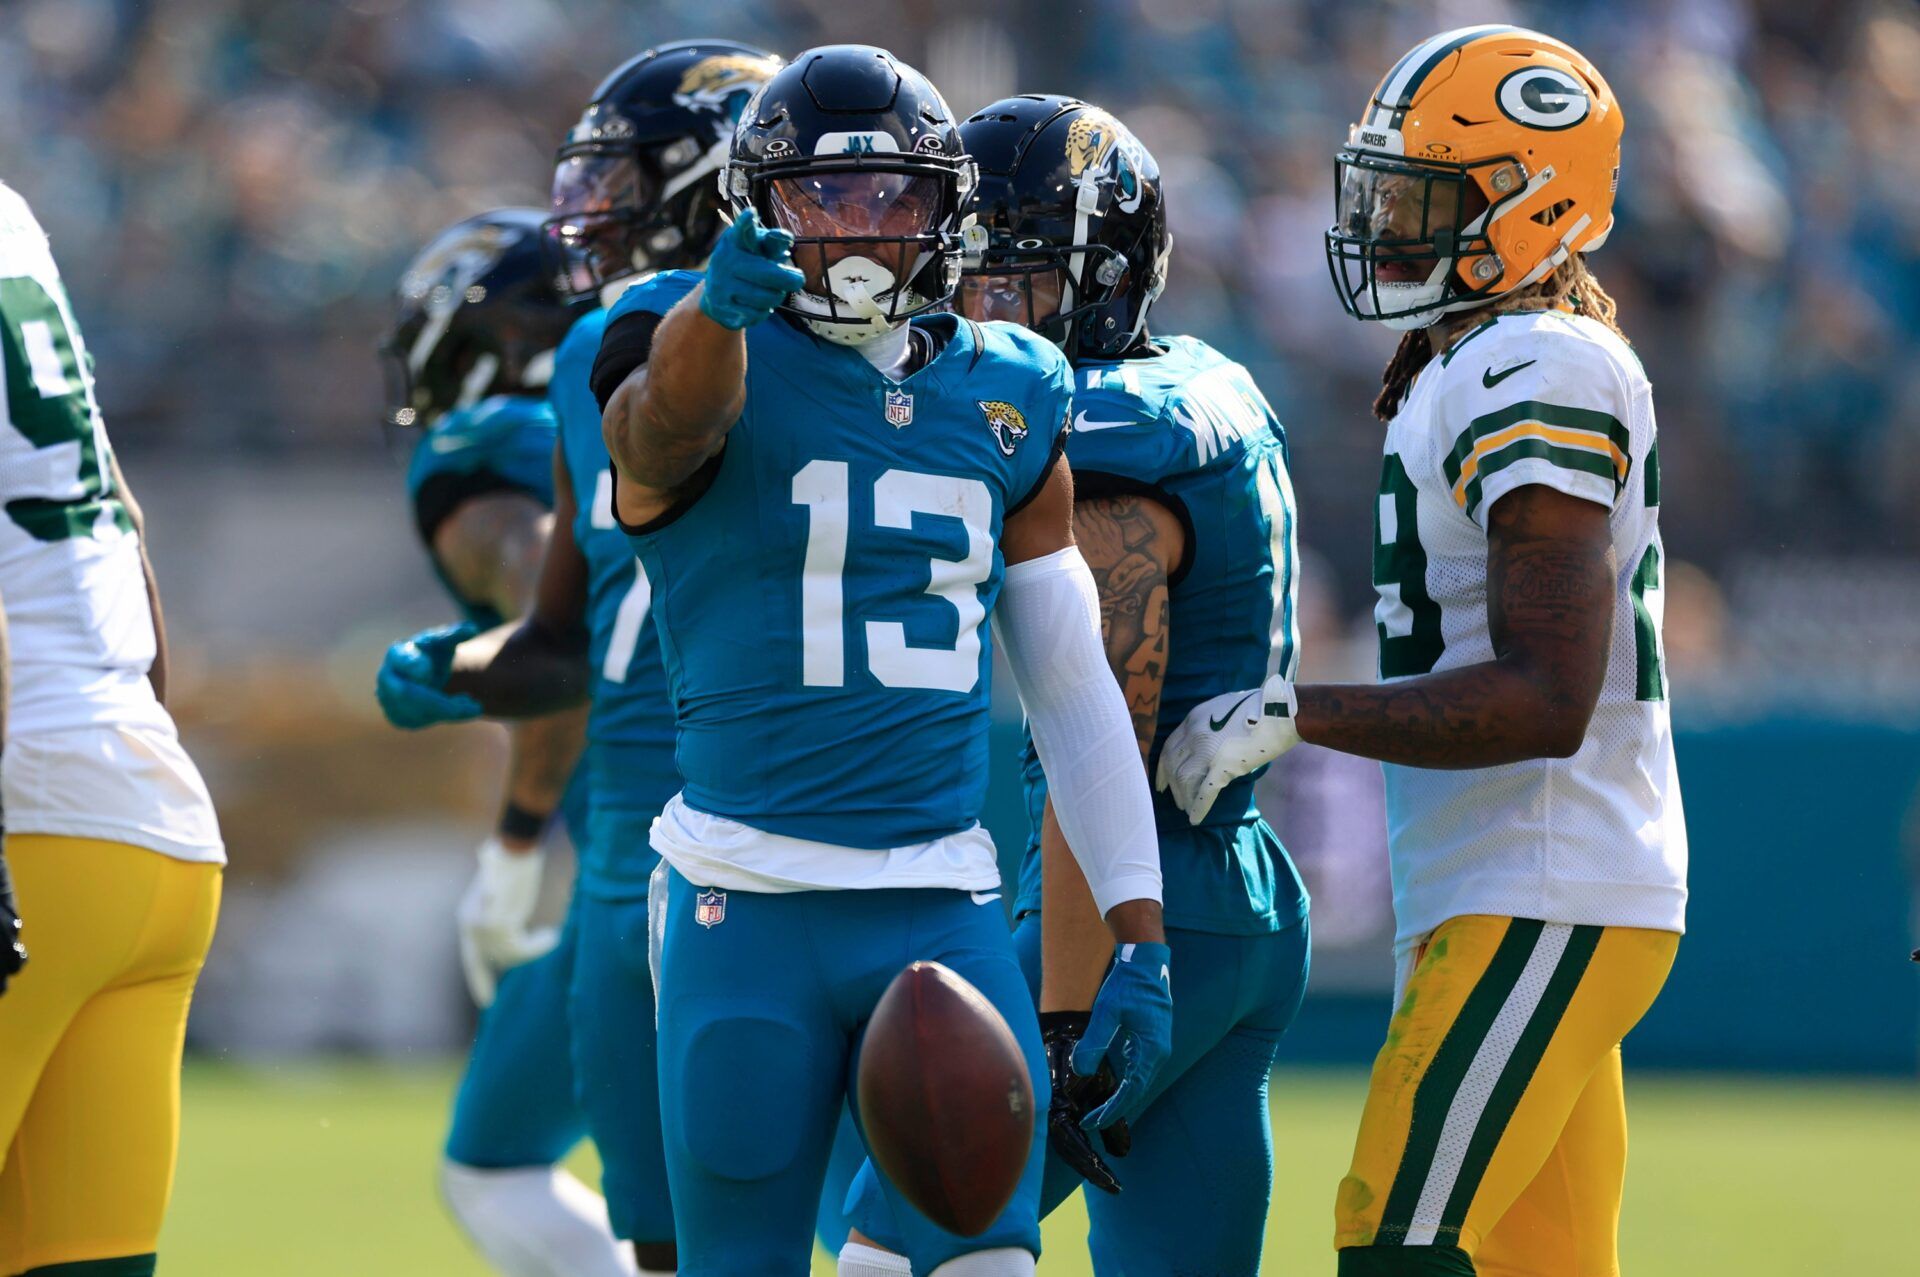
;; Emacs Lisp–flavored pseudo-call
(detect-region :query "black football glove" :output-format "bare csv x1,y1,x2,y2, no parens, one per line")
0,842,26,996
1040,1011,1132,1195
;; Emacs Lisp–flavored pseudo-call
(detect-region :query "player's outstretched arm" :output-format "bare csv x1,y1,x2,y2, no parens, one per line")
601,210,803,527
1160,484,1615,821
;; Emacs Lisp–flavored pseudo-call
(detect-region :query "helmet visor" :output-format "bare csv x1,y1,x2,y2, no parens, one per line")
957,264,1068,329
765,172,949,311
543,150,659,296
1326,151,1492,323
765,171,945,241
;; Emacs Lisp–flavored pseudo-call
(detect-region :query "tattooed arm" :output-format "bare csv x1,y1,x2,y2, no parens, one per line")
1077,493,1181,759
1296,485,1614,769
1040,492,1183,1012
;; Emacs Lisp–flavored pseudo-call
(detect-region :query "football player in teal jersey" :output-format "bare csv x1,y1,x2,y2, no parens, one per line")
586,47,1170,1277
378,209,629,1277
378,42,869,1269
846,97,1312,1277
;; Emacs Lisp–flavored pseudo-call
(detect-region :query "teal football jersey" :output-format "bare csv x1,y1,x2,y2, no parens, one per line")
406,395,557,629
610,271,1071,849
1018,336,1308,934
551,305,680,897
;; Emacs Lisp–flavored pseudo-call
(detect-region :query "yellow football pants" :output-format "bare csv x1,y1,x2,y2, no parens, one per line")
1334,915,1678,1277
0,835,221,1274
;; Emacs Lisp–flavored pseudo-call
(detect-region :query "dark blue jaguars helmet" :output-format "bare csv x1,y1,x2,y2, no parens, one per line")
380,208,584,429
957,95,1169,359
723,45,976,345
545,40,784,299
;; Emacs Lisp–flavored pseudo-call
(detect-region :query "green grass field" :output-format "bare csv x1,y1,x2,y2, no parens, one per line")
162,1061,1920,1274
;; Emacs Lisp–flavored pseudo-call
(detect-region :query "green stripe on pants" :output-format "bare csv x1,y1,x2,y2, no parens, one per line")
1374,918,1545,1241
1437,924,1605,1235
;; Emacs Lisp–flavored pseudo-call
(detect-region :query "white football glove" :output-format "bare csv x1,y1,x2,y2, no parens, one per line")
1156,674,1301,825
457,837,559,1008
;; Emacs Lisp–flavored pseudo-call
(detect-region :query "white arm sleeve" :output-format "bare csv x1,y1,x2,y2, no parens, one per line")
993,545,1162,916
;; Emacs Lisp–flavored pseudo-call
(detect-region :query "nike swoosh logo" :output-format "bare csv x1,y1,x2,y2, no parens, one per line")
1073,411,1135,432
971,891,1002,906
1208,691,1257,731
1482,359,1536,389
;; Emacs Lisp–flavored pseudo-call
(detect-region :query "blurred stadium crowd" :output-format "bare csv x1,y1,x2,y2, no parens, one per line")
2,0,1916,702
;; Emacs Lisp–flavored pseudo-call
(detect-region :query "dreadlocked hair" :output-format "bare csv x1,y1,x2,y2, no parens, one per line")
1372,254,1626,421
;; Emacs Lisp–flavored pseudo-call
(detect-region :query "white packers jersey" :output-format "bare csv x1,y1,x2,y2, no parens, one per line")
0,182,221,863
1372,309,1684,944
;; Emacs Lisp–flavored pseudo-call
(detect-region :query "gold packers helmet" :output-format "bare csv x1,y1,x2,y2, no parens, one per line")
1325,25,1621,330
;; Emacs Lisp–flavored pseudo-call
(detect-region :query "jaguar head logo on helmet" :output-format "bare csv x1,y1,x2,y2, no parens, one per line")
1064,109,1146,215
674,54,782,114
952,94,1169,358
1324,24,1622,332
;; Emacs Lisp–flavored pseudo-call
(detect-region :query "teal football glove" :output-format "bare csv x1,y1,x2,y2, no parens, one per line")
1071,941,1173,1132
698,209,806,331
377,622,483,729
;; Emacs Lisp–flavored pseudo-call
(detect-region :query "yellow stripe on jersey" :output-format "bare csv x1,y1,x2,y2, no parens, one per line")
1442,400,1633,520
1450,421,1628,509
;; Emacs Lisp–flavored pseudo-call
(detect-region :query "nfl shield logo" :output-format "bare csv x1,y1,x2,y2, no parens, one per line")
694,888,727,928
884,388,914,428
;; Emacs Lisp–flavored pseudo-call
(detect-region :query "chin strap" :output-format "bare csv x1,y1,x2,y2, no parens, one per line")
841,277,895,329
806,276,902,346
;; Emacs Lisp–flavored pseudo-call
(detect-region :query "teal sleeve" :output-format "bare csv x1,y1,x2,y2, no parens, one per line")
1062,395,1187,489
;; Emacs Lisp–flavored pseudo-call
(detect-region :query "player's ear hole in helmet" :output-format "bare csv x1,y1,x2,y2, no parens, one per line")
380,208,587,431
954,94,1170,360
721,45,978,347
543,40,784,302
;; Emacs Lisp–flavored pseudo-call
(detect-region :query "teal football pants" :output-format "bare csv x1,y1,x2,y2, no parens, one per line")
656,870,1048,1274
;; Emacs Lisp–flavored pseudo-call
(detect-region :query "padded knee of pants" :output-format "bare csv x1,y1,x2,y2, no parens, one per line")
673,1015,817,1181
1337,1244,1477,1277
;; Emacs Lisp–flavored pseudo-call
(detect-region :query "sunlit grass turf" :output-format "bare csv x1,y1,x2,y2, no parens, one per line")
163,1061,1920,1274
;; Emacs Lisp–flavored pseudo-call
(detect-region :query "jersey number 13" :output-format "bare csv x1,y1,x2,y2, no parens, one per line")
792,460,992,694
